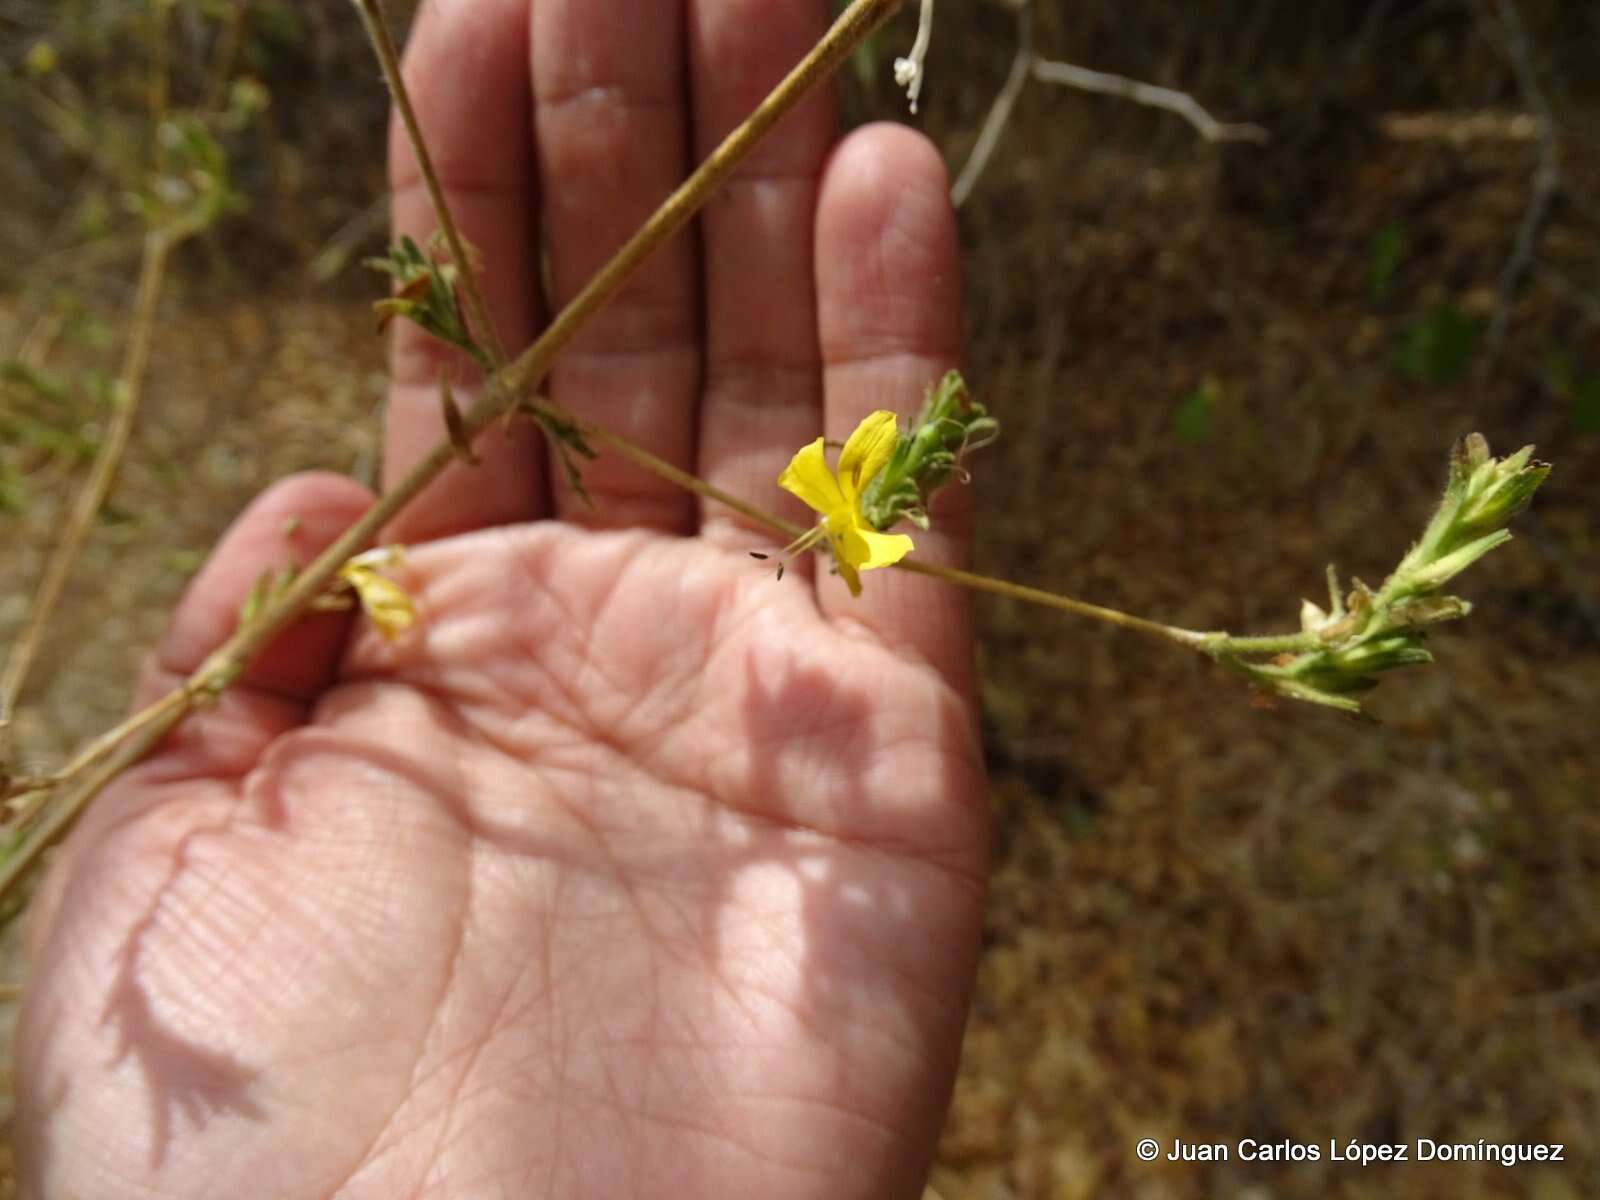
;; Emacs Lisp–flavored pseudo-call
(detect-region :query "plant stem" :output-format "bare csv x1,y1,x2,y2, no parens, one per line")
1200,631,1318,657
352,0,509,368
0,0,910,902
0,0,179,753
0,696,186,901
900,561,1212,648
9,678,196,812
0,0,181,896
583,425,805,540
0,229,172,749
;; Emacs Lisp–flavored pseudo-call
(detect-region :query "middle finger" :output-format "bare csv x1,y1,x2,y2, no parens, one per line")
689,0,836,550
535,0,702,532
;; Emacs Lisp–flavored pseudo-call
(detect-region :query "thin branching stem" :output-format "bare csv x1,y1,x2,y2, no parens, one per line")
951,0,1266,206
5,0,1468,908
202,0,254,112
1478,0,1560,365
0,233,172,748
0,0,181,898
0,0,911,902
582,426,805,540
353,0,509,368
900,560,1211,647
0,699,187,901
951,1,1033,208
9,679,196,813
0,0,179,751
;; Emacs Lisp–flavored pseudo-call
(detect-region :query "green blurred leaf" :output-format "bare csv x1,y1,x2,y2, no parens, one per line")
1173,377,1219,444
1573,375,1600,434
164,548,207,576
1396,303,1483,386
0,360,69,404
1367,220,1404,305
0,466,26,515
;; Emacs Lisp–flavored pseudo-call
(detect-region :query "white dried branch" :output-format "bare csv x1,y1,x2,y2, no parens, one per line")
950,3,1032,207
1029,58,1268,145
949,0,1267,207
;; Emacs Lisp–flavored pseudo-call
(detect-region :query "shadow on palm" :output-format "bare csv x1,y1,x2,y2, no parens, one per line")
28,522,985,1192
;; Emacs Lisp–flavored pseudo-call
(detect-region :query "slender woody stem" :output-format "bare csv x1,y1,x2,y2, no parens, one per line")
0,0,909,900
0,231,172,744
2,0,1292,906
353,0,509,368
1,0,180,748
899,560,1212,647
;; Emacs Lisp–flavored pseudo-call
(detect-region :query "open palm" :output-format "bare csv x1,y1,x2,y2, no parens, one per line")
17,3,986,1198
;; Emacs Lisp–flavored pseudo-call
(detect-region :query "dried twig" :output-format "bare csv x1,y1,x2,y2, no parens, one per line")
353,0,509,368
0,233,172,744
201,0,254,112
1029,59,1269,145
0,0,182,756
1477,0,1560,365
950,2,1033,208
951,0,1266,207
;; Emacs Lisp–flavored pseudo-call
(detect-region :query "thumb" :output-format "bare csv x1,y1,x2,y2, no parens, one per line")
24,472,372,966
129,470,374,778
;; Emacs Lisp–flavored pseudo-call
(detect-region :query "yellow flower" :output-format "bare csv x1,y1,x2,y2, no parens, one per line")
777,411,915,596
26,41,58,77
337,546,417,640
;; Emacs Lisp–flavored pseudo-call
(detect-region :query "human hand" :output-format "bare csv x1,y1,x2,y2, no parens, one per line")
17,2,985,1197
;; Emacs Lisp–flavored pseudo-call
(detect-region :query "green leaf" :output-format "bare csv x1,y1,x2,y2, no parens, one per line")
1172,377,1218,445
1573,375,1600,434
0,466,25,514
1396,303,1483,386
163,548,206,576
1367,220,1404,305
366,235,490,372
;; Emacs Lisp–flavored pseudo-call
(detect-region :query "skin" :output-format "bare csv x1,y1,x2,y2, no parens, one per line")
15,2,986,1197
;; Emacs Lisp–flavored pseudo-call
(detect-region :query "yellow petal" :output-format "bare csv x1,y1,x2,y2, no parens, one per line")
836,411,901,506
778,436,847,516
853,527,915,571
827,532,864,597
836,523,915,574
338,564,416,640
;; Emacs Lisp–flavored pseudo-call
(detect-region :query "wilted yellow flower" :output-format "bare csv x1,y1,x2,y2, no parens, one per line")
337,546,416,640
26,41,58,77
776,410,914,596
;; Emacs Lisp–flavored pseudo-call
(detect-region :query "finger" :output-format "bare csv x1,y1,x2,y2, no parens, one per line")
27,473,370,972
533,0,699,532
132,473,375,724
385,0,546,543
689,0,836,549
815,125,972,693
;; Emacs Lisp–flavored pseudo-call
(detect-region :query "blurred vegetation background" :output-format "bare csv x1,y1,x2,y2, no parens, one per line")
3,1,1598,1196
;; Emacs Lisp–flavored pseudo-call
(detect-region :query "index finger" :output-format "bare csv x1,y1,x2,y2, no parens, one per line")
384,0,546,543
